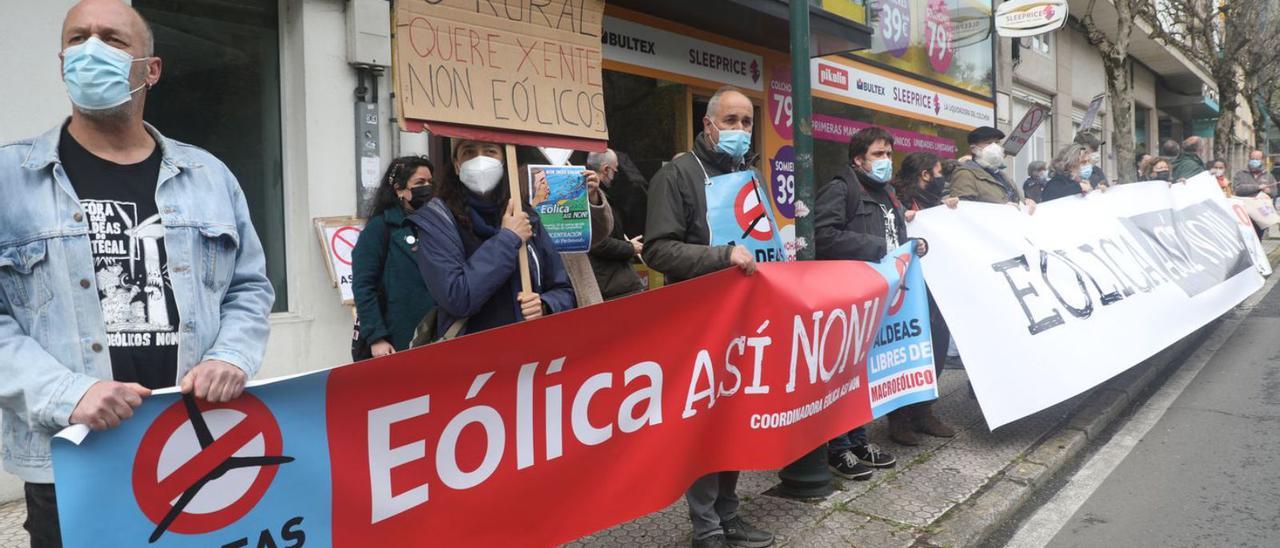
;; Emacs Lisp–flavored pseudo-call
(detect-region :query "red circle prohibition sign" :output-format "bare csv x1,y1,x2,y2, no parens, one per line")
331,226,362,266
734,178,774,242
1019,107,1045,133
132,394,288,539
888,252,912,316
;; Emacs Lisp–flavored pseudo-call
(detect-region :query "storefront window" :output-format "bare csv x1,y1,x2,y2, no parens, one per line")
853,0,994,98
136,0,288,312
812,97,967,185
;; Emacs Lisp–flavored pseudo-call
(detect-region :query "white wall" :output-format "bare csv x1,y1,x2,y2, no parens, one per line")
0,1,77,144
0,0,81,506
0,0,382,502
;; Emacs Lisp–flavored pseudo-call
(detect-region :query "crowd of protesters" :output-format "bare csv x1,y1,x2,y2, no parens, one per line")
0,0,1260,544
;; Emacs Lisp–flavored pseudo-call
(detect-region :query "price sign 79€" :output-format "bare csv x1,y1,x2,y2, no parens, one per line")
925,0,954,73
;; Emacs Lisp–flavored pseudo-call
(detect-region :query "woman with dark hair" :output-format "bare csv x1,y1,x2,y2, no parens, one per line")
892,151,956,442
409,140,575,338
891,152,943,216
351,156,437,359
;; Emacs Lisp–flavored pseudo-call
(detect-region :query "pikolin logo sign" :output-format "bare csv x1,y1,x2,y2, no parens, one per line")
818,63,850,90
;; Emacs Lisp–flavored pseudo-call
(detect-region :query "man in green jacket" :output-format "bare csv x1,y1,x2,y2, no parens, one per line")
1171,136,1208,182
945,126,1036,212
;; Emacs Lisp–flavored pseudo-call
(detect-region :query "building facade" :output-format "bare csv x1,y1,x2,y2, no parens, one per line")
0,0,998,502
994,0,1254,186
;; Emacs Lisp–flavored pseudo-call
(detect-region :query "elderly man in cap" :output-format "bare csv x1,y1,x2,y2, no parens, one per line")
945,126,1035,211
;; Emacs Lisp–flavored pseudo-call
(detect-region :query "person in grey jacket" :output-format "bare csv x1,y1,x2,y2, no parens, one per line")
643,87,773,548
1232,150,1276,199
587,149,644,300
0,2,274,544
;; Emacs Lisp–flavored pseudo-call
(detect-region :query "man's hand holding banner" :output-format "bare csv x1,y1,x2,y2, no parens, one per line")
52,244,936,547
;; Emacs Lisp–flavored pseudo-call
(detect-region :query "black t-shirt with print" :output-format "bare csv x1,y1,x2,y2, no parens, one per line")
60,126,179,390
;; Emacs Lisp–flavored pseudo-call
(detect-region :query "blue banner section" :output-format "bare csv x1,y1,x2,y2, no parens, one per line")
705,170,787,263
53,372,334,548
866,242,938,418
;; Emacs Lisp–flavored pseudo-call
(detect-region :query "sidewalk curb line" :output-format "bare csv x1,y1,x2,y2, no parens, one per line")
916,324,1214,548
917,244,1280,548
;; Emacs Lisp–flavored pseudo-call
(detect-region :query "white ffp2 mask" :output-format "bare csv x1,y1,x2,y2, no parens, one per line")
458,156,504,194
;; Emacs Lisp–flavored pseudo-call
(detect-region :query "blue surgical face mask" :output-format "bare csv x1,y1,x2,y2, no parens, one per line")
866,158,893,183
1080,164,1094,181
62,36,148,111
1250,159,1264,170
712,124,752,159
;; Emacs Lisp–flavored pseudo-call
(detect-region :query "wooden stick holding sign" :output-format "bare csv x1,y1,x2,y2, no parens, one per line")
506,143,533,293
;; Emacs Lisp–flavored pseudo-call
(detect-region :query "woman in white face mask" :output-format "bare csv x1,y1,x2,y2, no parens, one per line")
407,139,577,340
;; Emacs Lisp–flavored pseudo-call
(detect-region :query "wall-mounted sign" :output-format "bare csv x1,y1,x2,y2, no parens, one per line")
995,0,1068,38
810,58,995,128
601,16,763,91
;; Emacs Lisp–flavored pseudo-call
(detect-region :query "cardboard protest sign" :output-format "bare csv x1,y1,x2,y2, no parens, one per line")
314,217,367,305
1004,102,1050,157
393,0,608,141
528,164,592,252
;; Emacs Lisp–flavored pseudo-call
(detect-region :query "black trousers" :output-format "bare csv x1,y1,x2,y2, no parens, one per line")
24,483,61,548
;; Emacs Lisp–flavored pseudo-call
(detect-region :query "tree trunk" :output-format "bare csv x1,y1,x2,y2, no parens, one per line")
1104,54,1136,184
1248,94,1267,153
1214,63,1242,161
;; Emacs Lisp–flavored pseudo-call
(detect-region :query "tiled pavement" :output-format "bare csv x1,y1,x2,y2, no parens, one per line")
569,366,1084,547
0,499,22,548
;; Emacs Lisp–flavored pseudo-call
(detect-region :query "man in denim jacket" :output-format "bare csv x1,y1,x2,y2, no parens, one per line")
0,1,273,544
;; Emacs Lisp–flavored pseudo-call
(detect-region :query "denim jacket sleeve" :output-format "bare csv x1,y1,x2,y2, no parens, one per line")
200,165,275,377
0,289,99,430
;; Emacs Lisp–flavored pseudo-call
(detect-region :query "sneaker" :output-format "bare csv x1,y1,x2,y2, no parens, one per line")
828,450,874,480
914,413,956,438
692,533,730,548
722,516,775,548
850,443,897,468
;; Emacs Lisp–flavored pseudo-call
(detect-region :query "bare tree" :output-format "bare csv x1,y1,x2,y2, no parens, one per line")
1079,0,1139,183
1142,0,1280,160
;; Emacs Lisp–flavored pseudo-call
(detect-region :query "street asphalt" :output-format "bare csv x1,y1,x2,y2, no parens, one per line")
1001,273,1280,548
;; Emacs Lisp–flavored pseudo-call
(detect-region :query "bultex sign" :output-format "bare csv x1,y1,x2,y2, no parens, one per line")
995,0,1068,38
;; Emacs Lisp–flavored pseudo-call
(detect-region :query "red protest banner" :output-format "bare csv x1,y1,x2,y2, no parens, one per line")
53,252,937,547
325,259,907,546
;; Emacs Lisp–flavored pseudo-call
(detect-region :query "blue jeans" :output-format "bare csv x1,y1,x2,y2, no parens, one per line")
828,427,868,457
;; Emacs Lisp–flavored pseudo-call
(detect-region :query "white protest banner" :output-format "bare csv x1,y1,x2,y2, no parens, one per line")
393,0,608,140
1004,102,1050,157
911,174,1268,428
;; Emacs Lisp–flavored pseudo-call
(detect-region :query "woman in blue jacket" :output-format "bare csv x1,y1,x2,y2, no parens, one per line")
352,156,437,359
409,140,576,337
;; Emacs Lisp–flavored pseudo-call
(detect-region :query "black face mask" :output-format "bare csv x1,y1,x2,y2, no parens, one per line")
1152,170,1171,182
924,175,945,195
408,185,434,209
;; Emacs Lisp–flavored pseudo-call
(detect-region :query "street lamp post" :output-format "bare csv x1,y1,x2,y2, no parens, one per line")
776,0,834,500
